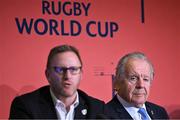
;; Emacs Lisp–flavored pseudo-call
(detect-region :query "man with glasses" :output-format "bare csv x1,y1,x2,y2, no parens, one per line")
105,52,169,119
9,44,105,119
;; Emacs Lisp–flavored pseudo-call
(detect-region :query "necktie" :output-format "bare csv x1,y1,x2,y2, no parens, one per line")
138,108,149,120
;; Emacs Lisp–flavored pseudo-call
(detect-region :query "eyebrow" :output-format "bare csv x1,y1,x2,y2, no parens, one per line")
127,73,150,78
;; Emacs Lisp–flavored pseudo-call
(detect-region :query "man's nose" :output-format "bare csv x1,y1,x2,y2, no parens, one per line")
136,78,145,87
63,70,72,80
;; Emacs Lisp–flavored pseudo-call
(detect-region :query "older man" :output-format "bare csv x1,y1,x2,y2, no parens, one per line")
105,52,169,119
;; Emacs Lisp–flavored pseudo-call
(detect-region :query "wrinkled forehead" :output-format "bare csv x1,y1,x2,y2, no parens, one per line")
125,58,151,77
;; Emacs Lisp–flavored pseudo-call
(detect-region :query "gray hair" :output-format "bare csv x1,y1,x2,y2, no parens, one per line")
115,52,154,80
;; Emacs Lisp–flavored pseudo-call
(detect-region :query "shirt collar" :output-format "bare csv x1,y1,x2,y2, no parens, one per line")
50,88,79,108
116,94,146,110
117,94,149,120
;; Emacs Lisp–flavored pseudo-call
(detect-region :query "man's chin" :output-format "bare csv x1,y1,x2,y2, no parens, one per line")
62,90,76,97
132,99,146,107
134,103,144,108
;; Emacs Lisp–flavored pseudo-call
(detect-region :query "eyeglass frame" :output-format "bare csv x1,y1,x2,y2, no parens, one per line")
51,66,82,75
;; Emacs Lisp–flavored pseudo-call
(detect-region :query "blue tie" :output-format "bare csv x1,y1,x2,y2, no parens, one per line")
138,108,149,120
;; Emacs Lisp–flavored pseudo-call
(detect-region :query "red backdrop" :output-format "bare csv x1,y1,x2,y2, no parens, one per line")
0,0,180,118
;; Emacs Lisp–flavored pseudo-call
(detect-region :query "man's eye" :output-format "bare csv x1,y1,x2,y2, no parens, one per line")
54,67,63,73
130,76,137,80
143,78,150,82
69,67,78,71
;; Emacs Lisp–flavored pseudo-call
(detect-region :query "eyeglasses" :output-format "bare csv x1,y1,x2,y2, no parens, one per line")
52,66,82,75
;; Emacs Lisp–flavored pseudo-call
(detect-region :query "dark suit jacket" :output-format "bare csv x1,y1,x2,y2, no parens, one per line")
9,85,105,119
105,95,169,119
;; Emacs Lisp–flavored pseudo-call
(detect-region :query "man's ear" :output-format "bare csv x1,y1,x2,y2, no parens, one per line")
113,76,117,90
113,76,122,91
80,69,83,80
45,69,50,81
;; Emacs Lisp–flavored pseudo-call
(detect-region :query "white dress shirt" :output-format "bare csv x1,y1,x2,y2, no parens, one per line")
117,94,151,120
50,89,79,120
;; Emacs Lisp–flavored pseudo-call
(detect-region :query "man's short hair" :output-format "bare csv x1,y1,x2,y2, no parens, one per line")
46,45,83,69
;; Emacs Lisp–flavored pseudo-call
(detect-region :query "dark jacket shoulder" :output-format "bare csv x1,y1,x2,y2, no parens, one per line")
9,86,57,119
75,89,105,119
78,89,105,105
10,86,105,119
105,96,132,119
105,96,169,119
145,101,169,119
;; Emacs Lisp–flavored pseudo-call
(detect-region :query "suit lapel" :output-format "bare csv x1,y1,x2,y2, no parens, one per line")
38,86,57,119
111,96,133,119
145,102,155,119
74,95,88,119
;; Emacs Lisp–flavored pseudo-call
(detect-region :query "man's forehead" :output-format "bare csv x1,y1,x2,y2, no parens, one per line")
125,59,150,72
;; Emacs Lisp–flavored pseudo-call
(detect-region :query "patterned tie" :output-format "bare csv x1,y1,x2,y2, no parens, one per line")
138,108,149,120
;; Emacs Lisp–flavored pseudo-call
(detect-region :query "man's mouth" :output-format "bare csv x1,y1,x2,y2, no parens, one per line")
63,82,71,87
